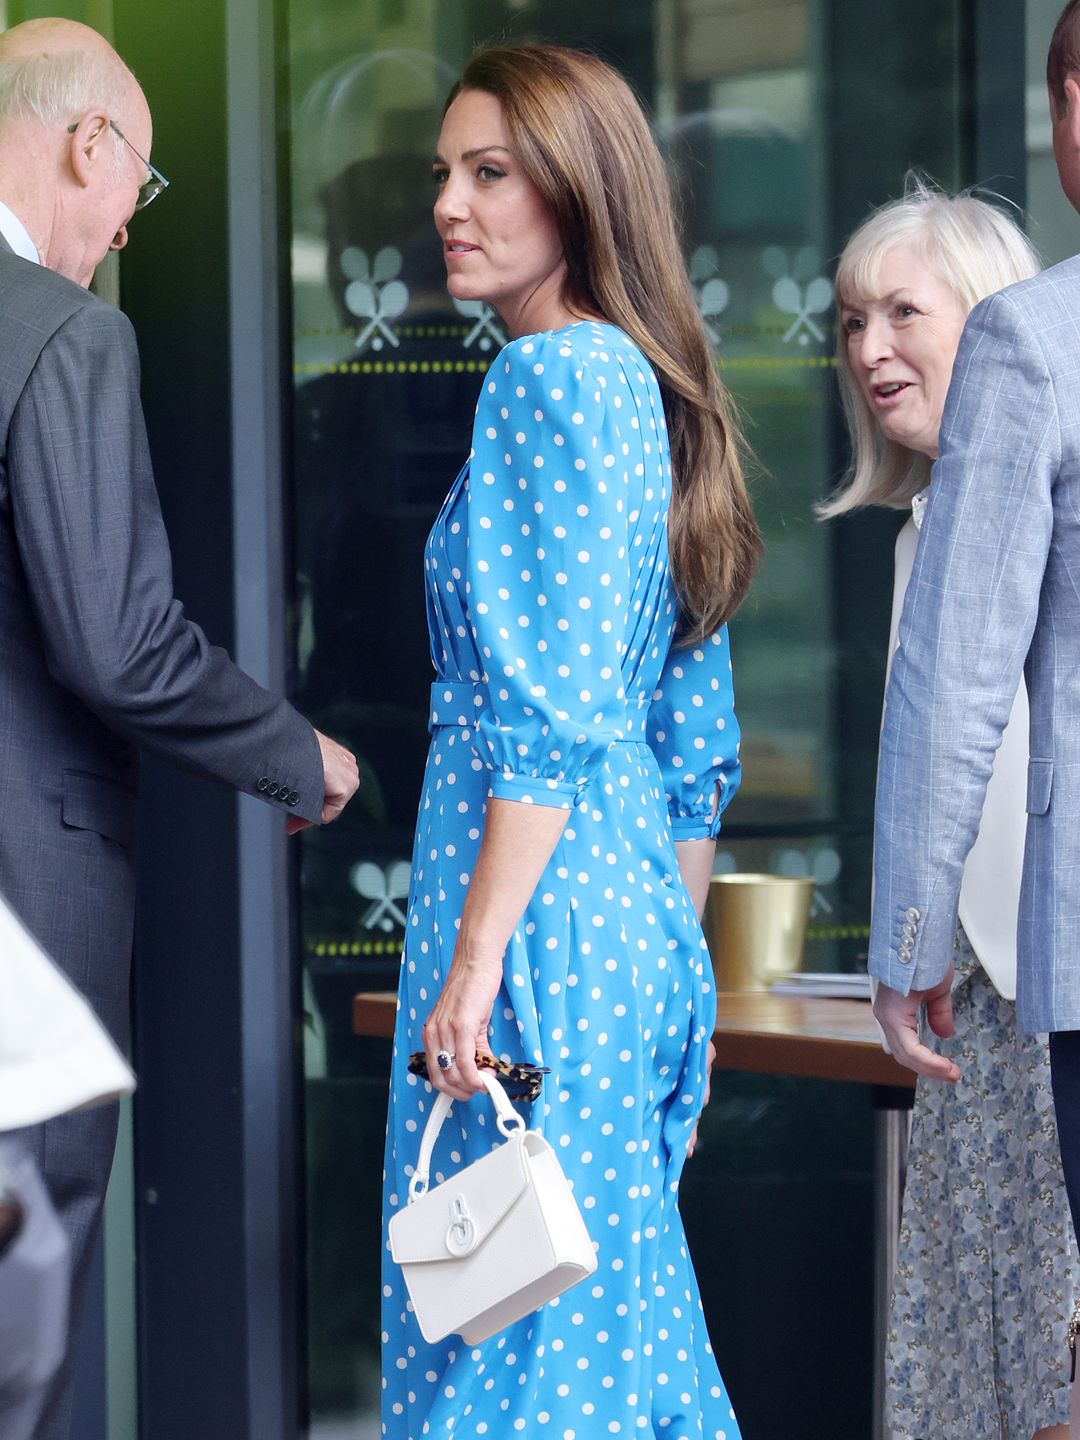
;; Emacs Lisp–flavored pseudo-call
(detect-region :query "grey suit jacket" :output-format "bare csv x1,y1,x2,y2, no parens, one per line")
0,241,323,1043
869,253,1080,1034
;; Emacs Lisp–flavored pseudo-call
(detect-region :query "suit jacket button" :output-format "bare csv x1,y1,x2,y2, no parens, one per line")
268,782,280,797
287,791,299,806
257,777,270,793
905,907,920,922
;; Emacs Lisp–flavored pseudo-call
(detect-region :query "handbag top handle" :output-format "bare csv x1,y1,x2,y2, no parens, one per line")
409,1070,526,1202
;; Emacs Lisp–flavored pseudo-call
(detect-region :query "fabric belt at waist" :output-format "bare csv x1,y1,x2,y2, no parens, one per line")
428,680,651,738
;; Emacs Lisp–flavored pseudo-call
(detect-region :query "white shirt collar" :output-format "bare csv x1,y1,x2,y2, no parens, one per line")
911,488,929,532
0,201,40,264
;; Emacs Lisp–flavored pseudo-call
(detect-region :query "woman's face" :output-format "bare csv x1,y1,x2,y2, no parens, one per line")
433,88,569,338
840,245,969,459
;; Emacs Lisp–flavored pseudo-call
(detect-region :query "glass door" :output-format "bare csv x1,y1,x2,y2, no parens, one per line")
285,2,967,1433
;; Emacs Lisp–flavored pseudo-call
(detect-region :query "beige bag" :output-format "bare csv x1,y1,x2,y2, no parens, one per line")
389,1071,596,1345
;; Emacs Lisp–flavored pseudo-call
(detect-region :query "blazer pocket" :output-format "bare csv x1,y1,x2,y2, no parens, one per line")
62,771,137,848
1026,758,1054,816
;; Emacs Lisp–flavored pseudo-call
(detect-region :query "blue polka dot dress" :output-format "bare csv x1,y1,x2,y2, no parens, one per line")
382,321,743,1439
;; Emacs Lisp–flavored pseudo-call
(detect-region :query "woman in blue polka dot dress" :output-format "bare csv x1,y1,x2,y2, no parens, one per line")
382,44,761,1439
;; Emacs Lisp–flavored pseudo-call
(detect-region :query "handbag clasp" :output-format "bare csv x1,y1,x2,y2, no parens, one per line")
445,1193,478,1256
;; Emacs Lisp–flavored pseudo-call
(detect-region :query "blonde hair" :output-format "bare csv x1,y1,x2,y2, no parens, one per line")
820,174,1041,517
448,44,761,636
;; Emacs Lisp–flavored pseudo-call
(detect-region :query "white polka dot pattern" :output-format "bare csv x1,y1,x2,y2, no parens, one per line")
383,321,742,1439
648,628,741,839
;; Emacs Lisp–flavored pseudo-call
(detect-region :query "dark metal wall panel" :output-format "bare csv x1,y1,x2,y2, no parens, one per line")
113,0,300,1434
968,0,1029,210
227,0,306,1433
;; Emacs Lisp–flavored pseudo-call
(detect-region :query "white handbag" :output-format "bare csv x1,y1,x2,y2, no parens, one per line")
389,1070,597,1345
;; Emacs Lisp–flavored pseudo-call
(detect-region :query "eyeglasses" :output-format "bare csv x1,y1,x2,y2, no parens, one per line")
111,122,169,209
66,119,170,211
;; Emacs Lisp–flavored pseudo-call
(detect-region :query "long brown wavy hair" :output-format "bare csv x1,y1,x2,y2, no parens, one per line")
445,43,761,637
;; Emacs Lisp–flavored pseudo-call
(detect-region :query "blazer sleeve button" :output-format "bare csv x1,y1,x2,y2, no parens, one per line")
287,791,299,806
257,777,270,793
268,782,280,797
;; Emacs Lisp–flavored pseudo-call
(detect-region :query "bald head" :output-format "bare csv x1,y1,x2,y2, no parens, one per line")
0,17,121,63
0,18,143,133
0,18,152,285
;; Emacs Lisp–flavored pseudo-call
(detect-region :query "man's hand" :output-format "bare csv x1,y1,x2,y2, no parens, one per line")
873,967,960,1083
286,729,359,834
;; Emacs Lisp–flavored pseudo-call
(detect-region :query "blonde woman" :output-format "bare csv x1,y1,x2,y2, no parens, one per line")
823,178,1076,1439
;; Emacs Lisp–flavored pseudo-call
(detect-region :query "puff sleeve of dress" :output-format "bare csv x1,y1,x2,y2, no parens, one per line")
464,333,633,809
647,626,741,839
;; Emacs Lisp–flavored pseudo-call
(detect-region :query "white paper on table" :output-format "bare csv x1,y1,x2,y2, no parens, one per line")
769,972,872,1001
0,895,135,1129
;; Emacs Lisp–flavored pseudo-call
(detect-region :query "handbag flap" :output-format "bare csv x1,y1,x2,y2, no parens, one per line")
389,1130,532,1265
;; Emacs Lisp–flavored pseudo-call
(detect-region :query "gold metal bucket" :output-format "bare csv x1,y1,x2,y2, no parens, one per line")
704,873,815,992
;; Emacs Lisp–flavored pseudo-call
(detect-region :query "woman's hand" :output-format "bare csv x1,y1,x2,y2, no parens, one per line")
422,950,504,1103
688,1038,717,1158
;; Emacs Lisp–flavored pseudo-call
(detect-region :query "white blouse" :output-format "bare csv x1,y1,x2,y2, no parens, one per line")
887,502,1028,999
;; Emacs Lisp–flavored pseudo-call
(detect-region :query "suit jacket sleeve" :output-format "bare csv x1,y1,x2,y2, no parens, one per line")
7,300,324,822
868,288,1056,993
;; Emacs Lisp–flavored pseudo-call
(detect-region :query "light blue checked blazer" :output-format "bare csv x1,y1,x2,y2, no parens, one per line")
869,253,1080,1034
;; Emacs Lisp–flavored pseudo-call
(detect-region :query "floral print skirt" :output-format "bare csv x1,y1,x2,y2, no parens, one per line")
887,928,1078,1438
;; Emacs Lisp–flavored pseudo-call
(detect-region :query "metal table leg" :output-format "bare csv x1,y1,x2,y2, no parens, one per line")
871,1086,913,1440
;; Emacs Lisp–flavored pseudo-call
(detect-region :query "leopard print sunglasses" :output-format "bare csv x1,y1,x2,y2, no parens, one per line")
407,1050,550,1102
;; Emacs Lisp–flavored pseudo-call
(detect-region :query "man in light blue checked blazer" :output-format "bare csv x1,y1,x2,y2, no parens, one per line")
869,0,1080,1363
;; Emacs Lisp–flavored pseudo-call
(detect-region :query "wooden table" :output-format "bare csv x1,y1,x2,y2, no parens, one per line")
354,987,912,1440
353,987,913,1088
712,991,914,1088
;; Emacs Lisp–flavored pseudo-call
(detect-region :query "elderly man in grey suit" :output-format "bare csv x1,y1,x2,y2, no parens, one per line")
0,17,359,1438
870,0,1080,1416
